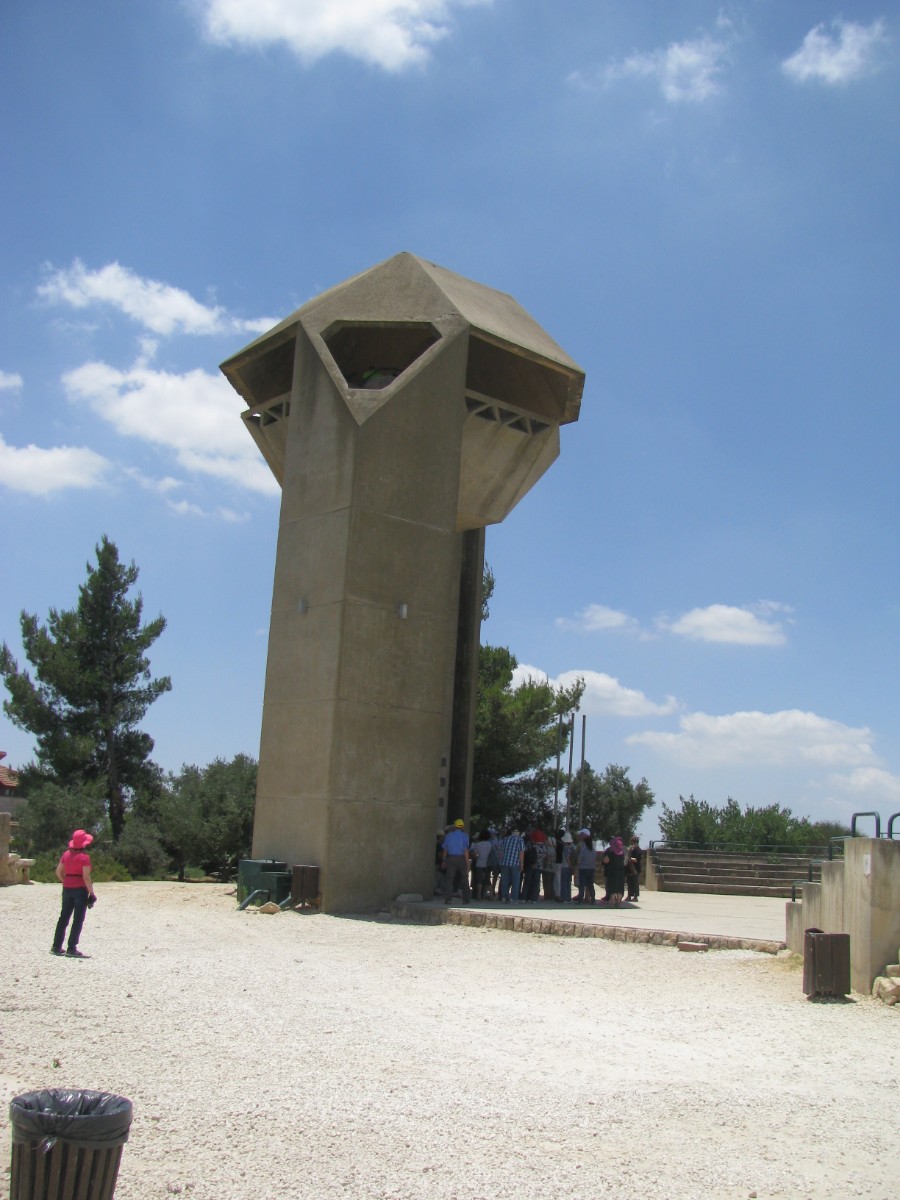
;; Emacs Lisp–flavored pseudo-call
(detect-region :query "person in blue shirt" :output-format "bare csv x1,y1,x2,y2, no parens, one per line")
442,819,471,905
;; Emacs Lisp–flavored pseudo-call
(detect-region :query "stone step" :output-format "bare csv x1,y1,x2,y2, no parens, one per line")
654,853,821,869
657,864,817,878
658,870,804,886
660,880,795,897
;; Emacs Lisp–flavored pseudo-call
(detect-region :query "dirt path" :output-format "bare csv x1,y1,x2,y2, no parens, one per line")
1,882,896,1200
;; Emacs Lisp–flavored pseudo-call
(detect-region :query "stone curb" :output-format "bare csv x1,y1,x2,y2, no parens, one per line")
387,903,785,955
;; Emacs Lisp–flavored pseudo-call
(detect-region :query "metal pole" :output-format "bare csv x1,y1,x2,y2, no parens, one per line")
578,714,587,829
553,715,562,825
565,713,575,828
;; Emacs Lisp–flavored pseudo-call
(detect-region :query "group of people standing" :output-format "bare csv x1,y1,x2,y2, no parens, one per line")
437,822,642,908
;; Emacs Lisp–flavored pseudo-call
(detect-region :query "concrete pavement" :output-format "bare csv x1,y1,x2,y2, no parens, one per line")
391,888,790,951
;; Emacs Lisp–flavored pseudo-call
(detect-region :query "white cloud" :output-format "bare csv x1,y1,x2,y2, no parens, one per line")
199,0,487,71
782,19,887,85
167,498,208,518
559,600,791,644
628,709,878,768
513,664,677,719
599,27,732,102
826,766,900,805
556,604,641,635
38,260,275,337
659,602,791,646
0,433,110,495
62,361,280,496
124,467,185,494
0,370,24,392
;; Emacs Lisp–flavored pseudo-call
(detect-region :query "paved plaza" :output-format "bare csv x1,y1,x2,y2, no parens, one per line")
402,888,789,949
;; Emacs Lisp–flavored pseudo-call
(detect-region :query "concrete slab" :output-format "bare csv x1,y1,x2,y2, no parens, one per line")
391,890,788,951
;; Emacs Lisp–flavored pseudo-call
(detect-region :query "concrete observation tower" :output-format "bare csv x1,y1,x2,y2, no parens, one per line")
221,253,584,911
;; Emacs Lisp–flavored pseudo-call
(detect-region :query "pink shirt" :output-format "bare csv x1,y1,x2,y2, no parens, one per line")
60,849,91,888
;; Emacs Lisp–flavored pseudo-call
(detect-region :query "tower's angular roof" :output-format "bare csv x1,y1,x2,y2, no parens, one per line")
221,252,584,424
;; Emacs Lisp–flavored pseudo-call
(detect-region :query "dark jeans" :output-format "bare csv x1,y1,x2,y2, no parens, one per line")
444,855,471,902
54,887,88,951
525,865,542,901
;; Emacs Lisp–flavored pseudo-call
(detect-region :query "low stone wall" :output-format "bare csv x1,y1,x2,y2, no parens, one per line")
0,812,10,886
389,902,784,954
785,837,900,993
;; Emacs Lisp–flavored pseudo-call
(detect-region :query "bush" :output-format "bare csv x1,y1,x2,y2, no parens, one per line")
659,796,850,853
13,782,106,857
27,851,131,883
114,816,170,879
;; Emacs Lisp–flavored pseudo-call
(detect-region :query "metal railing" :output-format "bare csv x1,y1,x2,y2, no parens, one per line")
851,811,881,838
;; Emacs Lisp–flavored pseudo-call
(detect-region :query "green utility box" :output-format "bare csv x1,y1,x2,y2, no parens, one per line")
237,859,291,904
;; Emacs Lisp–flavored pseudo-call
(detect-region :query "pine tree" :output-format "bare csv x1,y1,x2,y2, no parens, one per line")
0,536,172,839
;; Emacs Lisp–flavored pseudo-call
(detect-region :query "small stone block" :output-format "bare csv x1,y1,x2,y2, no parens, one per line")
257,902,281,914
873,976,900,1005
677,940,709,952
884,963,900,978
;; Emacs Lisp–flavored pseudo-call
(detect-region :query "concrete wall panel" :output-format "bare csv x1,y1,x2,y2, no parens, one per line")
329,701,444,805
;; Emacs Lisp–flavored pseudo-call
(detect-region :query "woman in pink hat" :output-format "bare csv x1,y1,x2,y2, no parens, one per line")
51,829,97,958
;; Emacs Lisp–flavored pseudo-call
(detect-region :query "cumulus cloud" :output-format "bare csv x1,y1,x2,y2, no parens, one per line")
38,261,275,337
628,709,878,768
782,18,887,85
557,600,791,645
659,602,791,646
0,433,110,495
555,604,641,635
0,370,24,392
199,0,487,71
512,664,677,719
595,23,733,102
62,361,280,496
827,766,900,805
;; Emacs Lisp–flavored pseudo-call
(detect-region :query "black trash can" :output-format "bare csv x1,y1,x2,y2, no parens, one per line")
9,1089,133,1200
803,927,851,997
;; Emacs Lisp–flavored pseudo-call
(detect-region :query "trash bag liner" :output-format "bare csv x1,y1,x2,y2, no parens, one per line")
9,1090,133,1150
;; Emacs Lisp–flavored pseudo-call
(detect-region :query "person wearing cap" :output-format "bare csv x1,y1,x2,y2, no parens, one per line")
442,818,471,905
51,829,96,958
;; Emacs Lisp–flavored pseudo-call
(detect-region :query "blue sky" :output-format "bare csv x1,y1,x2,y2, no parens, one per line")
1,0,898,841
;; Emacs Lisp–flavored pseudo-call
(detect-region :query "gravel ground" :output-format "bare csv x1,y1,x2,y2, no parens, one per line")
1,882,896,1200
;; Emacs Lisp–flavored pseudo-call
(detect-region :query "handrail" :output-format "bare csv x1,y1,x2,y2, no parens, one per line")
850,811,881,838
887,812,900,839
791,880,805,902
828,836,849,860
649,840,700,850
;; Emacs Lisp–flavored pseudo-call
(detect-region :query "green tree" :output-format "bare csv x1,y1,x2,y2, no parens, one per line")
471,645,583,828
0,536,172,840
157,754,257,881
658,795,849,852
567,762,654,842
12,779,107,857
